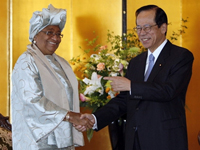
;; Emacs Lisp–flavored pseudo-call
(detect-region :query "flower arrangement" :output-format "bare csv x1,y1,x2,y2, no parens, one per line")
71,30,144,113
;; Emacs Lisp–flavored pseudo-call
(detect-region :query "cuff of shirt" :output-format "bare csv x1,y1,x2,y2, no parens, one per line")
92,114,98,130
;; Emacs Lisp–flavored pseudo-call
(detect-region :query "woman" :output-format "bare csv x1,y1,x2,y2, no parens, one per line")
11,4,93,150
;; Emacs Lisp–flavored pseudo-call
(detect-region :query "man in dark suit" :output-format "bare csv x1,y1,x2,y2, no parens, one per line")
77,5,194,150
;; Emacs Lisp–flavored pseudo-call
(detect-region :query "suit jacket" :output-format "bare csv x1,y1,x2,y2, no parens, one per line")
94,40,194,150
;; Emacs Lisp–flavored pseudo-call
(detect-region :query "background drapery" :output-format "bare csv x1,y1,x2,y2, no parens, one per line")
0,0,200,149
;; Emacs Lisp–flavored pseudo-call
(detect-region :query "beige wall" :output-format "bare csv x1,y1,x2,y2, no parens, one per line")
0,0,200,149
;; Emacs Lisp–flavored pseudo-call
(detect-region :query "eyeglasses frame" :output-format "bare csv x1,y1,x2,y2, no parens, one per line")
41,30,64,38
133,24,157,33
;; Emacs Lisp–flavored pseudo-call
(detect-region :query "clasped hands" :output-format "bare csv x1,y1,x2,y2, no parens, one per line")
65,111,94,132
69,76,130,132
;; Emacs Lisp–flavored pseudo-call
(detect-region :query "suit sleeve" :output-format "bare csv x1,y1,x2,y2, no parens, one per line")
93,91,128,130
129,48,194,102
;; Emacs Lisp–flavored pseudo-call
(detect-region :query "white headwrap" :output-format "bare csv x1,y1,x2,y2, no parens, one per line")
29,4,66,42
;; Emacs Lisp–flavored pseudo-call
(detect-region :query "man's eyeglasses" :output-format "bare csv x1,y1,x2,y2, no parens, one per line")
133,24,157,33
41,31,63,38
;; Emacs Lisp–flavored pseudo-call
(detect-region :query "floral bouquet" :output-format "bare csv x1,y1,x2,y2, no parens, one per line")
71,30,143,113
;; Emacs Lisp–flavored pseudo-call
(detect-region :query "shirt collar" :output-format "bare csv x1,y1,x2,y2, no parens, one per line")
147,39,167,63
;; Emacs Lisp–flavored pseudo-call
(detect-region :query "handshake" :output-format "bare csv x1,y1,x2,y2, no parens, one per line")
66,112,95,132
64,76,130,132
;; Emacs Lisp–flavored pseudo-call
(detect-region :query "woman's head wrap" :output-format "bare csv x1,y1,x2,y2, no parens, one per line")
29,4,66,42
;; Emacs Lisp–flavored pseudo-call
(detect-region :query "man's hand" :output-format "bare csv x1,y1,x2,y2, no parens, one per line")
67,112,94,129
104,76,131,91
80,113,95,123
74,113,95,132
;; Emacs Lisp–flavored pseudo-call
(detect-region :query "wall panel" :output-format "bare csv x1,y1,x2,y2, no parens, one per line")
0,0,9,116
182,1,200,150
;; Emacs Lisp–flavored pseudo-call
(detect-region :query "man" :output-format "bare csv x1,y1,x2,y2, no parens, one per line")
78,5,194,150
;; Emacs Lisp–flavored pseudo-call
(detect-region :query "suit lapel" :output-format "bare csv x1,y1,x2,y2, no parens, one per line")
127,52,147,108
147,40,171,82
131,52,147,82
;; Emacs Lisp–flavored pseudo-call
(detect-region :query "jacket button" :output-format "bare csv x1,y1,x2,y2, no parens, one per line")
133,126,137,130
136,107,139,110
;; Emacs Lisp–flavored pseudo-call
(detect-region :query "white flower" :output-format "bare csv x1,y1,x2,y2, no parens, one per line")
109,72,119,77
90,54,100,61
121,60,129,69
112,59,121,71
83,72,104,96
108,90,116,98
106,53,115,57
107,66,112,71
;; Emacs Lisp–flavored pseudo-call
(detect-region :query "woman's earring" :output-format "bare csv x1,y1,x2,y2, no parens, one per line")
33,40,36,44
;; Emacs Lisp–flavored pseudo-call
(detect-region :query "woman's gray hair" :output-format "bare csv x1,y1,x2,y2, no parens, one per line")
29,4,66,42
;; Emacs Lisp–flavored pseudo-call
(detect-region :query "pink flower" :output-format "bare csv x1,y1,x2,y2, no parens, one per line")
119,63,124,76
80,93,90,102
119,63,124,72
99,45,107,51
97,63,105,71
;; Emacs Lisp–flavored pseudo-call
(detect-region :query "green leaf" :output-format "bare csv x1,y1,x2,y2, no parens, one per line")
86,129,94,142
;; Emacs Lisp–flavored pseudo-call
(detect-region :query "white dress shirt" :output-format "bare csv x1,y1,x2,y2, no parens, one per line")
144,39,167,74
